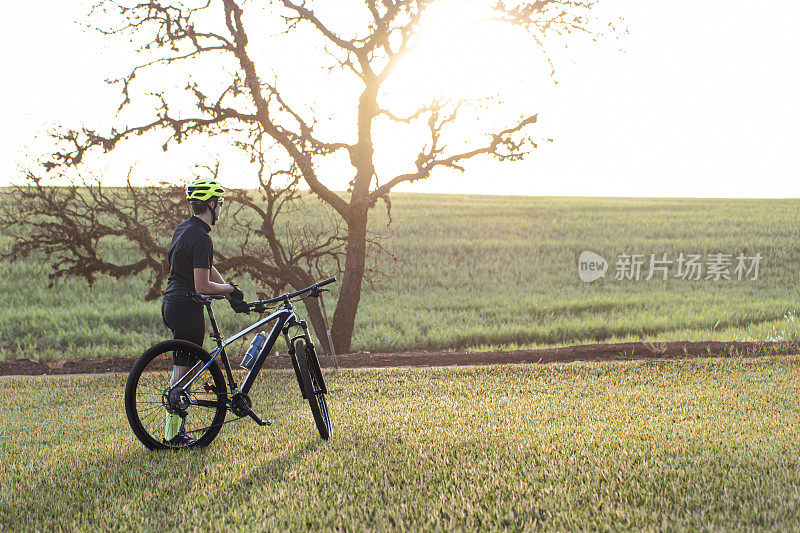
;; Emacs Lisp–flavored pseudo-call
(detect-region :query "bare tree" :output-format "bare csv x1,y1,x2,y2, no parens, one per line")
8,0,623,353
0,162,371,345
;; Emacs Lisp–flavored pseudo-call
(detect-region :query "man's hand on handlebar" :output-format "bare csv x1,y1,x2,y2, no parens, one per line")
227,283,248,313
228,283,244,301
229,299,251,314
223,276,338,314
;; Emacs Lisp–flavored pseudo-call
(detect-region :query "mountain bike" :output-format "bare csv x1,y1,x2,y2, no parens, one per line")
124,277,336,449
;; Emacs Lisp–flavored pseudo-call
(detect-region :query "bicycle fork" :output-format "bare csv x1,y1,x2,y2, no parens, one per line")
283,316,312,356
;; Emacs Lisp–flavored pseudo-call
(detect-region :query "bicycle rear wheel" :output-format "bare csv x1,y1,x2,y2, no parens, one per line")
292,339,333,439
124,340,227,450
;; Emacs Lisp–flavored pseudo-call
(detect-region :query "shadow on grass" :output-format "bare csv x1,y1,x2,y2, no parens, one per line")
191,438,323,512
1,426,321,530
7,425,800,530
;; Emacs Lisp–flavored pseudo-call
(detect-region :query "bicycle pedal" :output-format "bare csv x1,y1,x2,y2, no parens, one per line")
247,409,271,427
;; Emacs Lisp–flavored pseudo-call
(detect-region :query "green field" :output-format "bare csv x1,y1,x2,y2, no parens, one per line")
2,194,800,361
3,356,800,530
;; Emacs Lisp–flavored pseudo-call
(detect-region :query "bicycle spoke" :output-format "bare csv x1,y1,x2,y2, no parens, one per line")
142,380,167,395
140,408,160,427
137,403,163,414
132,354,226,445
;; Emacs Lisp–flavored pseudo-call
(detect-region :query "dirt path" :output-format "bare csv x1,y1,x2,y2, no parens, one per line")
1,340,798,376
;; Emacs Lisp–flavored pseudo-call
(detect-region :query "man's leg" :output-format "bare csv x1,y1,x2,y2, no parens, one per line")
162,301,205,443
163,365,191,440
170,365,190,387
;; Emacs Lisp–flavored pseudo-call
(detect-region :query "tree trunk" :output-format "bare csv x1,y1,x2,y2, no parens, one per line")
329,76,378,354
331,207,368,353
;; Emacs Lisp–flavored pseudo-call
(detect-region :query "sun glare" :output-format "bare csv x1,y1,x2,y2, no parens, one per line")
373,0,544,185
379,0,534,112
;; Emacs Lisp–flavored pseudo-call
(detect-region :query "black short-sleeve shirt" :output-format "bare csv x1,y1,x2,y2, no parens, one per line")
163,216,213,303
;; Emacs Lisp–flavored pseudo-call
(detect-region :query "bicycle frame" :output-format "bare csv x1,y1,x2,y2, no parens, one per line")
177,300,311,402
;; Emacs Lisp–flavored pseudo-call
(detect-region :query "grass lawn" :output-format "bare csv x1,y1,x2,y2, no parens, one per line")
3,356,800,530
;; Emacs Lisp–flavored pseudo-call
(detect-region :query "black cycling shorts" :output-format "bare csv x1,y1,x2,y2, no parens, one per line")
161,299,205,366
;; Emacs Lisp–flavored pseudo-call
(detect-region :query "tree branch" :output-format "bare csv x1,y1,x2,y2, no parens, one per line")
369,114,539,199
222,0,351,218
279,0,359,52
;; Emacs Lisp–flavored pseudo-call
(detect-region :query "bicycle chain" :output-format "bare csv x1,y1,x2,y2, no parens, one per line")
184,412,248,436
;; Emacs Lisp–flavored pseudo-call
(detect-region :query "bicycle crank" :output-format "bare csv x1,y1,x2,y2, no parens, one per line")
230,390,272,427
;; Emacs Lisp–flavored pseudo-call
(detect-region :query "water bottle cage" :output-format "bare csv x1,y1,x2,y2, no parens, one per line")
240,332,268,370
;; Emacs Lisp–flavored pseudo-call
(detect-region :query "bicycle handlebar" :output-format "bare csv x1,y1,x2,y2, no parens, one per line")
253,276,337,306
191,276,336,310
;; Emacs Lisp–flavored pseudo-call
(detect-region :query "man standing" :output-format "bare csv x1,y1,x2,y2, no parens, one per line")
160,177,246,445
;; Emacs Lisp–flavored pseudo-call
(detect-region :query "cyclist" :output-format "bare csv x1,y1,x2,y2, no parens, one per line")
161,177,249,445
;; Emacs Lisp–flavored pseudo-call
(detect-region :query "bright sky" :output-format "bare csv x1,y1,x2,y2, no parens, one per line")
2,0,799,197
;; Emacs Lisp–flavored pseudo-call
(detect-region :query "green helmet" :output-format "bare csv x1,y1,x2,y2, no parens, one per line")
186,178,225,203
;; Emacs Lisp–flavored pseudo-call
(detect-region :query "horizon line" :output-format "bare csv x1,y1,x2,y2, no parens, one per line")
0,184,797,201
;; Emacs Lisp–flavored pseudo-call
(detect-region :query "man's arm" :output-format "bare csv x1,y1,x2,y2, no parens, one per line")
194,268,234,295
210,266,225,284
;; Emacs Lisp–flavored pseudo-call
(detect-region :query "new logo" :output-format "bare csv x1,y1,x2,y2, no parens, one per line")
578,250,608,283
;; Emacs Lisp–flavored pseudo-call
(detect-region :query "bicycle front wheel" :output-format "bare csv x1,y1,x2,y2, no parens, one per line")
292,339,333,439
124,340,227,450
